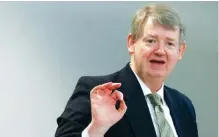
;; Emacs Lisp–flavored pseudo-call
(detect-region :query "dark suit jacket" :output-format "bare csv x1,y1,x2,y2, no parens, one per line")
55,63,198,137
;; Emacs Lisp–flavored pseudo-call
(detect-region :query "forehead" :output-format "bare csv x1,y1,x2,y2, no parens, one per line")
142,17,180,40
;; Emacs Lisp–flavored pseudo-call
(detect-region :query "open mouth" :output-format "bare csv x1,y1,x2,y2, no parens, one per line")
149,59,166,64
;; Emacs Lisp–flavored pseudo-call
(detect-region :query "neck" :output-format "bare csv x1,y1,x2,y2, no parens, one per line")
130,62,164,93
141,76,163,93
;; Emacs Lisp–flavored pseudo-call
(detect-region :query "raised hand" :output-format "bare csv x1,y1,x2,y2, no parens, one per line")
87,82,127,137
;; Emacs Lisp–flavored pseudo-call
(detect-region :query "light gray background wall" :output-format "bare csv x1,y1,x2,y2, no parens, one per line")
0,1,217,137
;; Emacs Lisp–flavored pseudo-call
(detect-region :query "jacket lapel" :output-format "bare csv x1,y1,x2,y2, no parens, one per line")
116,63,157,137
164,86,184,137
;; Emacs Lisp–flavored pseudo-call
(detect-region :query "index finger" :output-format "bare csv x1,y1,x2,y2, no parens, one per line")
91,82,121,94
92,82,113,91
103,82,121,90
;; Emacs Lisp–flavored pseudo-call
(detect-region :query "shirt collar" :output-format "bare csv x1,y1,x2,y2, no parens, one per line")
132,69,165,102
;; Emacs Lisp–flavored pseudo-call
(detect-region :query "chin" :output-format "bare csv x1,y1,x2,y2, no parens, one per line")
147,71,167,78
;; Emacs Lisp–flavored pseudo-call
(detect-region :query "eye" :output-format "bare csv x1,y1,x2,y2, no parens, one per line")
146,39,156,44
167,42,175,47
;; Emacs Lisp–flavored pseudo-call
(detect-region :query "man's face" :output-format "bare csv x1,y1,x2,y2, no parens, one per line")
128,17,186,80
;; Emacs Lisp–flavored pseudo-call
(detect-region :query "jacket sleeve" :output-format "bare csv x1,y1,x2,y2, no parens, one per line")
55,76,93,137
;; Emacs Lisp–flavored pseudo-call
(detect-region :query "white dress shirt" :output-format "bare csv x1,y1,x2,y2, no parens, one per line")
82,71,178,137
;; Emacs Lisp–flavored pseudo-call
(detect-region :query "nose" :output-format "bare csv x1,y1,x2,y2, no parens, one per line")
154,43,165,56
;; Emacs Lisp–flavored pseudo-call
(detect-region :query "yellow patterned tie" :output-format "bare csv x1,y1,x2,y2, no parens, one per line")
147,93,175,137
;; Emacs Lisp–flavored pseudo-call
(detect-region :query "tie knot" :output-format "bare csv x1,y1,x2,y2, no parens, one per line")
147,93,163,106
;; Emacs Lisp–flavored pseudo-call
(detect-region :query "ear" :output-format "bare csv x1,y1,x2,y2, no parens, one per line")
178,41,187,60
127,33,135,54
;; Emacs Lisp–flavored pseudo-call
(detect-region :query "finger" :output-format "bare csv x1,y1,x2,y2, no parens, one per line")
101,82,112,88
98,82,114,95
103,83,122,96
111,83,122,90
104,83,121,91
98,82,113,90
91,82,121,97
111,90,123,101
96,82,121,95
90,82,112,95
104,88,112,96
111,90,127,113
118,99,127,113
97,82,121,91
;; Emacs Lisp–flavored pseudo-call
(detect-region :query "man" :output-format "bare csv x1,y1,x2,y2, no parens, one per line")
55,4,198,137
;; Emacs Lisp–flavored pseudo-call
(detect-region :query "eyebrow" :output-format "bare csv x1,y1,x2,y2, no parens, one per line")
143,34,177,41
166,37,176,41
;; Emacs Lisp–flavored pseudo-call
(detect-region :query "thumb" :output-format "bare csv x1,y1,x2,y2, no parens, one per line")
111,90,127,113
118,99,127,114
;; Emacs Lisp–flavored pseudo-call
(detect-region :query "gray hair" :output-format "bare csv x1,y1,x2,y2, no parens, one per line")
131,4,186,44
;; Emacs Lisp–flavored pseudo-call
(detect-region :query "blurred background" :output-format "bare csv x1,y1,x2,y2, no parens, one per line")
0,1,217,137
